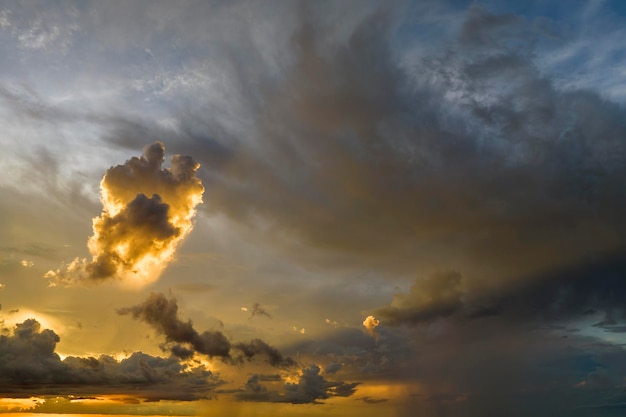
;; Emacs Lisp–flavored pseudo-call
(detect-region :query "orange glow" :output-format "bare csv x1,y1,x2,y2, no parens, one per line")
0,398,45,411
46,143,204,288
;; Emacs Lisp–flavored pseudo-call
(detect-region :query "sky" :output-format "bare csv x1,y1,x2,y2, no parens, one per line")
1,0,626,416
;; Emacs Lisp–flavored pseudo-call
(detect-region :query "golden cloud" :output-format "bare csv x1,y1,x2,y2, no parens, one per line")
46,142,204,287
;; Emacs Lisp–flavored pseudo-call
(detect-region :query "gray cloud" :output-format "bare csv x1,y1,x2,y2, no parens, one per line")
117,292,231,359
376,255,626,327
361,396,389,404
118,292,296,367
324,362,342,375
248,302,272,320
0,319,223,401
234,364,359,404
233,339,296,368
92,2,626,293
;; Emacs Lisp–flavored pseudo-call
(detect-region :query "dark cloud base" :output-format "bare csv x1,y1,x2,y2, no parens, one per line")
231,365,359,404
375,254,626,327
0,319,222,401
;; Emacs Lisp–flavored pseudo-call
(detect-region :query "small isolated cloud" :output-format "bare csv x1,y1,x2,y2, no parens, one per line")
248,303,272,320
20,260,33,267
46,142,204,287
118,292,296,368
325,318,346,328
362,315,380,340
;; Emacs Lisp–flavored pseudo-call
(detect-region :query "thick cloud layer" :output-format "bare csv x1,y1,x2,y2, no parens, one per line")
46,142,204,286
376,255,626,327
118,292,296,368
132,3,626,288
0,319,222,400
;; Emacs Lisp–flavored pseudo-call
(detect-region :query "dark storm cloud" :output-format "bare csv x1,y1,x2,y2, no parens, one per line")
397,326,626,417
95,2,626,291
0,319,223,400
118,292,296,367
375,271,464,325
376,255,626,327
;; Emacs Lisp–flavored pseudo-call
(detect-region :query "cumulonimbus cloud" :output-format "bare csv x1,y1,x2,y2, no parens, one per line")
45,142,204,287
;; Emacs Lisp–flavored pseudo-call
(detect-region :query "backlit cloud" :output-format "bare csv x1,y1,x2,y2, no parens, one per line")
46,142,203,287
362,315,380,341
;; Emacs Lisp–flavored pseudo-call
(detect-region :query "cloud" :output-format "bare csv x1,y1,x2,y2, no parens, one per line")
45,142,204,287
118,292,296,367
362,315,380,341
361,396,389,404
233,364,359,404
324,362,342,375
375,271,465,326
232,373,272,402
117,292,231,359
0,319,223,401
233,339,296,368
3,2,626,415
375,256,626,328
284,364,359,404
248,303,272,320
96,1,625,297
